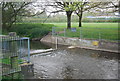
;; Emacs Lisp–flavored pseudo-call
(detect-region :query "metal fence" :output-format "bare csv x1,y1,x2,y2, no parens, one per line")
52,27,119,41
1,36,30,79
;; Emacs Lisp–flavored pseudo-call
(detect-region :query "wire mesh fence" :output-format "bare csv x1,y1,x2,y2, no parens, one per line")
1,36,30,79
52,27,119,41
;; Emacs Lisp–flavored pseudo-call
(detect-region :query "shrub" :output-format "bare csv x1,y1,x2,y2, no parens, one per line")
10,23,54,39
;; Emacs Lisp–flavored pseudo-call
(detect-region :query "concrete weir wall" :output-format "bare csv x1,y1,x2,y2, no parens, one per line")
41,35,119,53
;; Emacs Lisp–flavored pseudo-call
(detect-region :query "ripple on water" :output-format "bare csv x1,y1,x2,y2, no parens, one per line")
30,47,118,79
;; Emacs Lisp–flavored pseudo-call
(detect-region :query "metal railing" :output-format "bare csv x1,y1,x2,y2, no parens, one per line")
1,36,30,79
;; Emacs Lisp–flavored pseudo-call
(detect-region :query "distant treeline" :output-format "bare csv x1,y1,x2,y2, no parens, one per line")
21,15,119,23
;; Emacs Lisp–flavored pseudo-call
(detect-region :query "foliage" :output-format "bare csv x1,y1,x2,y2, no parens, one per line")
82,18,119,22
64,2,78,11
2,2,33,30
47,1,118,28
2,2,45,30
48,2,79,29
9,23,54,39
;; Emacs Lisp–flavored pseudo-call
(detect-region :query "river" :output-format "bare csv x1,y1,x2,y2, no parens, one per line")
30,41,118,79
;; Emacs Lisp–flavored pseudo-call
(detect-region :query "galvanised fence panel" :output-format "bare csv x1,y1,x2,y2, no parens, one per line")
52,27,119,41
1,36,30,79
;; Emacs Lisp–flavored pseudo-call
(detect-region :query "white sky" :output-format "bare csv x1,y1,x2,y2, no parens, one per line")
30,0,119,16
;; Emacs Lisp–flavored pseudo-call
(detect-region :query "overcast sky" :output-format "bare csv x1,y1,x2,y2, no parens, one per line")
22,0,119,17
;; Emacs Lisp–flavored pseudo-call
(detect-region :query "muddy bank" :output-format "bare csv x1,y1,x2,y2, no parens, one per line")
41,35,119,53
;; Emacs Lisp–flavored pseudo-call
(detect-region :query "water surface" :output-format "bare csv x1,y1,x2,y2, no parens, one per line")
30,41,118,79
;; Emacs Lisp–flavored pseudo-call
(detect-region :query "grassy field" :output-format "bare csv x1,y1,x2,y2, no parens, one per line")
49,22,119,40
4,22,119,40
49,22,118,28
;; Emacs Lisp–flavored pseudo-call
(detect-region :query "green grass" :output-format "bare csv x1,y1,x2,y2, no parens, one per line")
2,58,11,65
1,58,23,65
49,22,119,40
3,22,119,40
49,22,118,28
1,57,23,79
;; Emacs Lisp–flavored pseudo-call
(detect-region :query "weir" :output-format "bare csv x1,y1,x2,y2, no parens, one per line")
42,27,119,53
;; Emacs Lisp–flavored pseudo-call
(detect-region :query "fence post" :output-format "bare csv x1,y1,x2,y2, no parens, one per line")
52,27,54,36
80,27,82,39
56,34,58,49
27,38,30,63
19,38,21,64
64,28,66,37
99,28,101,41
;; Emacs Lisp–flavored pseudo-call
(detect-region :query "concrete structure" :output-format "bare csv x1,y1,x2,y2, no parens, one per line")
41,35,119,53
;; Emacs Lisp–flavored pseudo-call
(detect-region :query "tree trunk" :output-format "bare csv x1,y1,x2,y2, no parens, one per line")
66,11,72,29
79,16,82,27
78,12,83,27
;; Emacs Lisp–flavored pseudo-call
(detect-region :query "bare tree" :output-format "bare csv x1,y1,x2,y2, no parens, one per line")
2,2,45,30
46,0,78,29
75,1,109,27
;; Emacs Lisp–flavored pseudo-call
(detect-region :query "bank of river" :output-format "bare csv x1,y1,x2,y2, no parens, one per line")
41,35,119,53
30,41,118,79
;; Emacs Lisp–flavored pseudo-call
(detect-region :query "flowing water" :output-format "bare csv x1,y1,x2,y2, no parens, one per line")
30,41,118,79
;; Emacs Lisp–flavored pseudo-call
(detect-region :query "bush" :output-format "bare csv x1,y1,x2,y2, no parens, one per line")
9,23,54,39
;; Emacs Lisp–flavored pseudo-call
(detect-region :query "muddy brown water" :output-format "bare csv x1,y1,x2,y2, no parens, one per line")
30,41,118,79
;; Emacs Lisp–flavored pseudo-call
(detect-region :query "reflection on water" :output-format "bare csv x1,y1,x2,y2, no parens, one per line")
30,41,51,50
30,41,118,79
